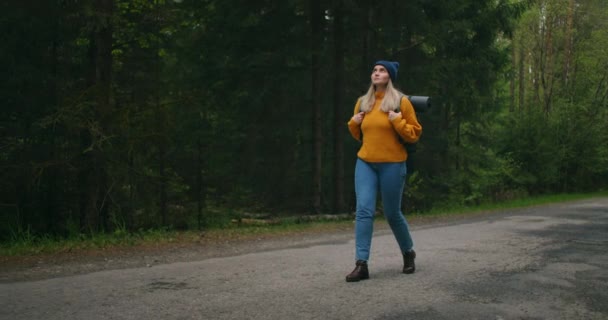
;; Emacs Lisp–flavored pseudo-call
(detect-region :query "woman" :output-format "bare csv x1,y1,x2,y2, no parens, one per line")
345,60,422,282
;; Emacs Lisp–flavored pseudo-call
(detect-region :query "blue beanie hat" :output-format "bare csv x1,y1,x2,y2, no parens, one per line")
374,60,399,82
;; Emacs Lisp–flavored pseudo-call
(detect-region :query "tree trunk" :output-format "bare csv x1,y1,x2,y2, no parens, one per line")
156,4,167,227
332,0,345,213
542,12,554,115
80,0,113,232
533,19,541,110
518,36,526,112
310,0,323,214
362,0,375,78
197,136,204,230
157,88,167,227
159,136,167,227
510,43,515,113
563,0,575,95
127,149,134,230
96,0,113,231
46,16,59,234
454,114,461,170
441,84,451,164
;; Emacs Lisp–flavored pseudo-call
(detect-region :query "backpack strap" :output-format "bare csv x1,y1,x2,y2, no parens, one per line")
397,94,407,113
396,94,417,155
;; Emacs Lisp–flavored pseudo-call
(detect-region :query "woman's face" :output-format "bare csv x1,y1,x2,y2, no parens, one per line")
371,65,390,87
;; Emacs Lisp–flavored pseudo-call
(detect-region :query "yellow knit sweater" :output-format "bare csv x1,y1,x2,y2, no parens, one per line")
347,91,422,162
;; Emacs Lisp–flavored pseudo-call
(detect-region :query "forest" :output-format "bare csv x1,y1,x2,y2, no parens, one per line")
2,0,607,240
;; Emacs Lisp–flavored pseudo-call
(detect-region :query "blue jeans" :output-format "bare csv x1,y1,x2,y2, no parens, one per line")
354,158,413,261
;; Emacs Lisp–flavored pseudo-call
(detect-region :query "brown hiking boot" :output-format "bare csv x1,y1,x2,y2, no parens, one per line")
345,260,369,282
402,250,416,274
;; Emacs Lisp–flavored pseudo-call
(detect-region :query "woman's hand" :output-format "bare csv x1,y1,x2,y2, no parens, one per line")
352,112,365,124
388,110,401,121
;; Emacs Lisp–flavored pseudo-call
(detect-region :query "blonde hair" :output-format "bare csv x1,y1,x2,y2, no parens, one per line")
359,80,403,113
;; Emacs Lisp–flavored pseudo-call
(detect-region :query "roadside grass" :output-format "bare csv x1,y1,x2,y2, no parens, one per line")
414,190,608,218
1,191,606,257
0,218,354,257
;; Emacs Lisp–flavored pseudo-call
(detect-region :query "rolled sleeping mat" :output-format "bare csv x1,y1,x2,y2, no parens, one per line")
406,96,431,113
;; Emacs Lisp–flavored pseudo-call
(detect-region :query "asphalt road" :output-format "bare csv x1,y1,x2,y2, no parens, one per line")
2,198,607,320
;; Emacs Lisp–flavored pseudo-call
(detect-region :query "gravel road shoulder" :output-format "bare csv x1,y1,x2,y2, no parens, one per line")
0,205,557,283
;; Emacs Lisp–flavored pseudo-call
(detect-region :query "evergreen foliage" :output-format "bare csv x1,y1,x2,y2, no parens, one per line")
1,0,606,239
